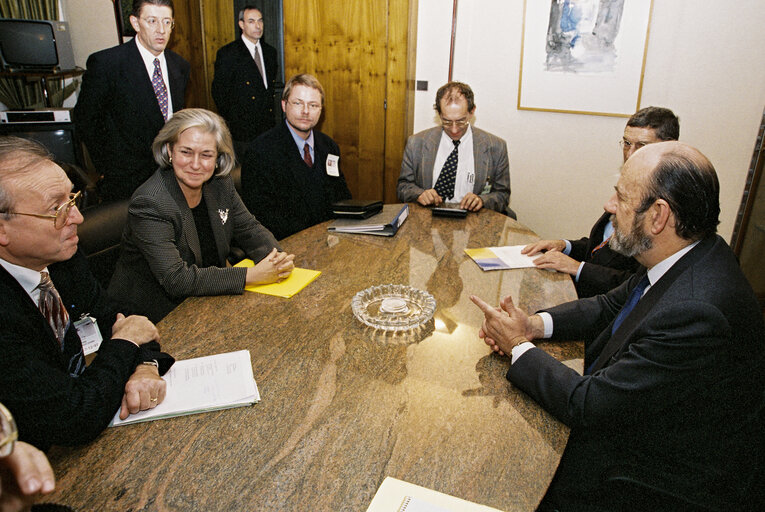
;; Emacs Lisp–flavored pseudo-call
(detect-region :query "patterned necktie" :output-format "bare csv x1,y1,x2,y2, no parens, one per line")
253,45,266,86
152,58,169,121
434,140,460,200
303,143,313,167
36,271,70,348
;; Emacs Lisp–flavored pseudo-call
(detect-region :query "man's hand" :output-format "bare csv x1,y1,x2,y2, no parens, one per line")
246,248,296,285
119,365,166,420
522,239,566,255
416,189,443,206
470,295,543,356
111,314,160,346
0,441,55,512
459,193,483,211
530,251,581,276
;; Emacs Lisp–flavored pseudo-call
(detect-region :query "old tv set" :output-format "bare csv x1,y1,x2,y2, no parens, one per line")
0,19,75,71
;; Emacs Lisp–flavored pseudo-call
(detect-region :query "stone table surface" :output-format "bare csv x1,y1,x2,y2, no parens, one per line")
45,204,581,511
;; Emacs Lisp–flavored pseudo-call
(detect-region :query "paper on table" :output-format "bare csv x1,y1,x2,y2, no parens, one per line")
110,350,260,426
233,259,321,298
366,477,503,512
464,245,537,271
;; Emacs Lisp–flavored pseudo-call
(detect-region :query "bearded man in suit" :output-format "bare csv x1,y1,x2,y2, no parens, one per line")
472,141,764,511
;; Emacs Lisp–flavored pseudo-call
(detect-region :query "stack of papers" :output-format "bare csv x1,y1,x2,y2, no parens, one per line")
366,477,503,512
110,350,260,426
234,259,321,298
464,246,538,271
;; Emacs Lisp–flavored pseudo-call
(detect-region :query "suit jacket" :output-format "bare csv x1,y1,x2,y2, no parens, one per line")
509,235,765,510
396,126,511,213
569,211,642,297
212,38,278,143
73,39,190,201
108,169,280,323
0,250,173,450
240,122,352,240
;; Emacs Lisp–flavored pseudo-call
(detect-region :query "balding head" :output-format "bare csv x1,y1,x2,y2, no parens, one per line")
631,142,720,241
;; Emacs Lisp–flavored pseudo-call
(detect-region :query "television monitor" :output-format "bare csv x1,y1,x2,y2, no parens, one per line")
0,19,75,71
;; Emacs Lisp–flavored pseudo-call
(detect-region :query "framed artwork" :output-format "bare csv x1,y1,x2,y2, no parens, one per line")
518,0,654,117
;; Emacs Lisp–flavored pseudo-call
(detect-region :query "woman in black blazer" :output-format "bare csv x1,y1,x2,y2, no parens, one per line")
108,109,294,322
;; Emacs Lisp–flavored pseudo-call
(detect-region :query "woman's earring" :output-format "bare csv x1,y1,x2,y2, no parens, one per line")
169,155,173,163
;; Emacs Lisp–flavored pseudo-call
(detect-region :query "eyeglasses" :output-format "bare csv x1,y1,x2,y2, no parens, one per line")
441,119,470,128
0,402,17,458
287,100,322,112
141,17,175,29
0,190,81,229
619,139,650,151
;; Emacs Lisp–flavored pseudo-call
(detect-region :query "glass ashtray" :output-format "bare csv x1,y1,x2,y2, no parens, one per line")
351,284,436,332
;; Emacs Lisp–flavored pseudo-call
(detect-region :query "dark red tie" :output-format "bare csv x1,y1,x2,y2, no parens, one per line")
303,143,313,167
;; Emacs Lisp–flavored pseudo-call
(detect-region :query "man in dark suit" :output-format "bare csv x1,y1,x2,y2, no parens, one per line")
241,73,351,240
0,136,173,450
212,5,278,153
523,107,679,297
73,0,190,202
472,141,765,511
397,81,511,213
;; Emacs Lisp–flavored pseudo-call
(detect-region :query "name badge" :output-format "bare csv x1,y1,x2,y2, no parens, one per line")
74,315,103,356
467,170,475,184
326,154,340,177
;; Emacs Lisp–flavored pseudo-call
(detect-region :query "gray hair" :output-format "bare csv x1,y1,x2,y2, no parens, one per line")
0,136,53,218
151,108,237,177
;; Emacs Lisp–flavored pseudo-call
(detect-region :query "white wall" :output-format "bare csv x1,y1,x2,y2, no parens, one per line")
412,0,765,242
60,0,119,68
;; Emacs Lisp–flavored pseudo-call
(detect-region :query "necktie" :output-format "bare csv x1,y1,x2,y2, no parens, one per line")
591,236,611,255
303,143,313,167
152,58,169,121
253,45,266,86
434,140,460,200
36,272,70,348
610,275,650,335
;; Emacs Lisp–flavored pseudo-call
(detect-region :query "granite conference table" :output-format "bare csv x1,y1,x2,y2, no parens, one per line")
45,204,581,511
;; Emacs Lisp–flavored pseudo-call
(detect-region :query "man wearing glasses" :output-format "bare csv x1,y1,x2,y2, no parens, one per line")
241,73,352,240
522,106,679,298
74,0,190,202
0,137,174,450
397,81,511,213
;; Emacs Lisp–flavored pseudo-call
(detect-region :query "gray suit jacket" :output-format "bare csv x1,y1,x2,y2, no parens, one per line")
396,126,511,212
108,169,279,322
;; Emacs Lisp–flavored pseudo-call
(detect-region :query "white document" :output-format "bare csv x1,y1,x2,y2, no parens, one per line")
110,350,260,426
366,477,503,512
489,245,538,268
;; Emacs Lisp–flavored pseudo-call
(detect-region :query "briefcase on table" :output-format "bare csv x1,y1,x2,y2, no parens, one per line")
332,199,383,219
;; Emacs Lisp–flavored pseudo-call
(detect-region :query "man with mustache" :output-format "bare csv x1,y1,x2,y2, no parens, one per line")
241,73,351,240
472,142,764,510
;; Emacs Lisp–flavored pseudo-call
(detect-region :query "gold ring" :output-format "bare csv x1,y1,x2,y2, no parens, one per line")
150,397,158,403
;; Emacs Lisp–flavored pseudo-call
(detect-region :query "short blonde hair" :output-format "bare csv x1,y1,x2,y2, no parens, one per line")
282,73,325,106
152,108,237,177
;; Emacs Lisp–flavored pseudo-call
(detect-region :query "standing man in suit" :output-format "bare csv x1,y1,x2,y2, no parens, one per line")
472,142,765,511
212,5,278,155
241,73,351,240
73,0,190,202
0,136,174,450
397,81,511,213
522,106,679,297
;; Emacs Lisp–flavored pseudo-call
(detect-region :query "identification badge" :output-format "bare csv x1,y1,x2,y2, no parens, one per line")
74,315,103,356
481,177,492,195
326,154,340,177
467,170,475,184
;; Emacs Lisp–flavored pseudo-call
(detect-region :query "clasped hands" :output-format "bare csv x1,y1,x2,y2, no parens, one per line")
521,239,580,276
111,313,166,420
416,189,483,211
470,294,542,357
246,248,295,285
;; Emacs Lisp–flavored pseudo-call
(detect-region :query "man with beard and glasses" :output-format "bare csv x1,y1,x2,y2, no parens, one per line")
522,106,679,298
471,142,764,511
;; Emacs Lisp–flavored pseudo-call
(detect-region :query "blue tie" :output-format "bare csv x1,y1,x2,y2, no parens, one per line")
585,275,650,375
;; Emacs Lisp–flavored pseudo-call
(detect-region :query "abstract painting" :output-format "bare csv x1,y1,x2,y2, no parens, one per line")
518,0,653,116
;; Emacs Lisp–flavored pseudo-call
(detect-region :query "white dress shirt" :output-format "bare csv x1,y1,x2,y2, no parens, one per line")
431,125,476,203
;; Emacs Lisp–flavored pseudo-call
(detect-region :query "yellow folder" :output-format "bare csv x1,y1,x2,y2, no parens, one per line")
233,259,320,298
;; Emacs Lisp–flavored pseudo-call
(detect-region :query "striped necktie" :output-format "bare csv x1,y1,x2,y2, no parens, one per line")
36,271,70,348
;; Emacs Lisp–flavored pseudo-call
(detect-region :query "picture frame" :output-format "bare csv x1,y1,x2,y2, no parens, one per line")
517,0,654,117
